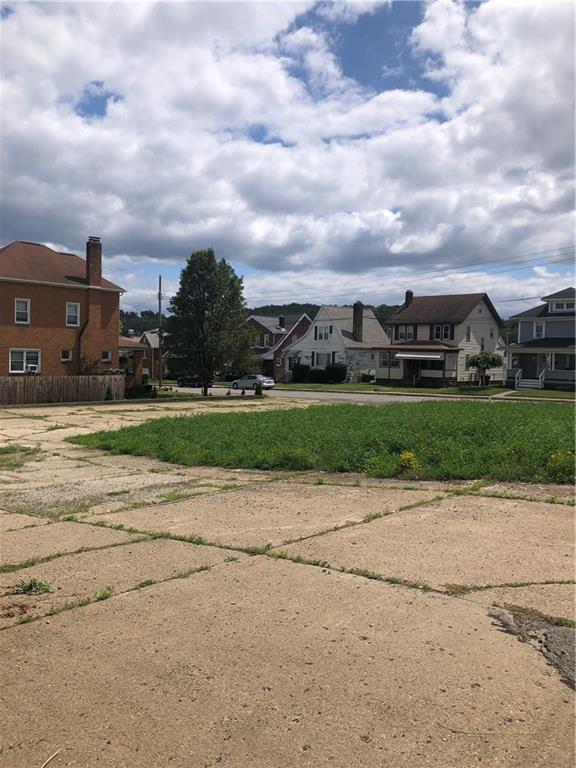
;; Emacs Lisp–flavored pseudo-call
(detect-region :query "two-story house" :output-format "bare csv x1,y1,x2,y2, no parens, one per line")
246,313,312,377
283,303,388,377
373,290,505,385
505,287,575,389
0,237,123,376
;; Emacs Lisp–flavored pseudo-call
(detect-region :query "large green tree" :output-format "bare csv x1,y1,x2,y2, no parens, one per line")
166,249,252,395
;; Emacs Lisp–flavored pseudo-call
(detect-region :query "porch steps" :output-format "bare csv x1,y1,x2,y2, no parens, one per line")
517,378,541,390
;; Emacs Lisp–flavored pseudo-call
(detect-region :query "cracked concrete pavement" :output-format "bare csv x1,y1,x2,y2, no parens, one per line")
0,400,574,768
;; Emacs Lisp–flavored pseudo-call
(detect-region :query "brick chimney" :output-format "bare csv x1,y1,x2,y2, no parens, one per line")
279,315,285,329
353,301,363,342
86,236,102,286
404,290,414,307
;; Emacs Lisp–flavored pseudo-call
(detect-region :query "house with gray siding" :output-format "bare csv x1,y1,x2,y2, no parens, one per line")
505,287,575,389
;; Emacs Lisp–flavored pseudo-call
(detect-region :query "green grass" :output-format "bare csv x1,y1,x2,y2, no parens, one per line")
507,389,575,399
69,401,575,483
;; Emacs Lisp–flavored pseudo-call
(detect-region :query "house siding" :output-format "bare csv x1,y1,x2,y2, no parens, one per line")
455,299,504,381
0,281,120,376
544,319,574,338
519,321,533,343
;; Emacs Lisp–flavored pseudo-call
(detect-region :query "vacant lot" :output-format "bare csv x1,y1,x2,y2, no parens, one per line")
0,399,574,768
71,401,575,482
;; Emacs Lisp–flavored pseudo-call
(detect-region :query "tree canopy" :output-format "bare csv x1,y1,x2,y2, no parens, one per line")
166,249,252,394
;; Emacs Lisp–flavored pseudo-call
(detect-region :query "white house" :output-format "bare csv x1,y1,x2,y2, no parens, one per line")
282,303,389,378
373,290,505,385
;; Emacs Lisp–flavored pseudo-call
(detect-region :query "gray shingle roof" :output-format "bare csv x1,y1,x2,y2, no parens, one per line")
541,287,576,301
388,293,502,325
511,304,575,319
248,314,302,334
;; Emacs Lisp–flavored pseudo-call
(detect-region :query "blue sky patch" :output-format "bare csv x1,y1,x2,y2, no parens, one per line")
74,81,123,120
0,5,13,20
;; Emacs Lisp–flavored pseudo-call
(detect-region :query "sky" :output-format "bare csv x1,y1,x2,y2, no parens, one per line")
1,0,574,318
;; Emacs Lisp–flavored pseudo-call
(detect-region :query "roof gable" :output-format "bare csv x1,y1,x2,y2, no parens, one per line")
388,293,503,326
541,287,575,301
0,241,123,292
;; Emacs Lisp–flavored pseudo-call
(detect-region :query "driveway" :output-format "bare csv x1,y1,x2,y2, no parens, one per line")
0,400,574,768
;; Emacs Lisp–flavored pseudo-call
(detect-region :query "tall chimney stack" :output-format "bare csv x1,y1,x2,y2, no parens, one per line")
404,290,414,307
278,315,285,329
86,236,102,286
352,301,363,342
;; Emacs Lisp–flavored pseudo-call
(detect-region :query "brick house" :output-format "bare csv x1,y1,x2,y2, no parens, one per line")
246,313,312,377
0,238,123,376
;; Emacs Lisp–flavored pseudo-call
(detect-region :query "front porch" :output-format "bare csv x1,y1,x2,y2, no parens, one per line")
375,346,462,386
506,351,575,390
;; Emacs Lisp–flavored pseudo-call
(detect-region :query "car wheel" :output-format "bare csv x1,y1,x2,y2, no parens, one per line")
253,383,258,390
232,382,238,389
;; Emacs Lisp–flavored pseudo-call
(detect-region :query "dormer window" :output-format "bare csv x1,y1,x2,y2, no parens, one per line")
397,324,415,341
432,324,452,341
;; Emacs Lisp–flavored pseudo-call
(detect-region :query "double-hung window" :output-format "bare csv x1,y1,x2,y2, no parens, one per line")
534,321,544,339
66,302,80,327
15,299,30,324
10,349,40,373
433,324,451,341
397,324,414,341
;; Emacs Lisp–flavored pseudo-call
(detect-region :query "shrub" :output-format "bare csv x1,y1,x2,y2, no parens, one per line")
360,372,373,383
291,364,310,383
308,368,327,383
325,363,347,383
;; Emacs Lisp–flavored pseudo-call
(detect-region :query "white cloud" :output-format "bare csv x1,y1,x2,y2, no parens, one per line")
0,0,573,311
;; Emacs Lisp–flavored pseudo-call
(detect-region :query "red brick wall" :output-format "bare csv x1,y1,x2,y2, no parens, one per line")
0,282,120,376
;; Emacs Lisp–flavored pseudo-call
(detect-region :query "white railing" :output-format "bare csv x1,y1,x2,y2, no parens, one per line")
538,370,546,389
514,370,521,390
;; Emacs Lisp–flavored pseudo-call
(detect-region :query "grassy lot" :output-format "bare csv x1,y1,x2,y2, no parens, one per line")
70,401,575,483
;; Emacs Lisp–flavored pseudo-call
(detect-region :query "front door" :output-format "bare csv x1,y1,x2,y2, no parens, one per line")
521,354,538,378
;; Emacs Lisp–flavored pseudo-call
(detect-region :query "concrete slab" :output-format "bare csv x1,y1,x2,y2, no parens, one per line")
84,483,440,548
1,522,141,566
0,513,50,532
0,538,243,627
479,482,575,503
472,583,576,621
282,495,575,589
0,557,572,768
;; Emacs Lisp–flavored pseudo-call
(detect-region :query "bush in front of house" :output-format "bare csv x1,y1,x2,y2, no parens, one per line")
125,384,157,399
291,364,310,383
325,363,347,383
308,368,327,383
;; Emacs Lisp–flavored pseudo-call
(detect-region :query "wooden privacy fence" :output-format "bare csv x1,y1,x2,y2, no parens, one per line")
0,375,125,405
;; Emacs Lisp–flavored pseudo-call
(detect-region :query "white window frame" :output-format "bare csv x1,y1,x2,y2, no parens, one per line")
554,302,565,311
14,298,30,325
66,302,80,327
9,348,41,373
534,320,545,339
397,325,406,341
61,349,73,362
101,351,112,362
263,333,270,346
406,325,415,341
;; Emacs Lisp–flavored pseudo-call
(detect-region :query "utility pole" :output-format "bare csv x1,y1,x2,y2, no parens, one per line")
158,275,163,387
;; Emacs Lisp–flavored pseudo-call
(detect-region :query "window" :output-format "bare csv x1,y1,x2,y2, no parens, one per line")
534,321,544,339
465,354,470,370
489,327,494,339
478,305,483,314
263,334,270,346
555,354,575,371
61,350,72,362
14,299,30,324
465,326,471,342
379,352,399,367
10,349,40,373
316,325,330,340
66,302,80,327
397,324,414,341
433,324,451,341
480,337,485,351
567,302,575,309
555,302,565,310
422,361,444,371
101,351,112,362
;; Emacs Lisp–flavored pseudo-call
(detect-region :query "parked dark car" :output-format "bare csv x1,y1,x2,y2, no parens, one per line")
176,374,213,388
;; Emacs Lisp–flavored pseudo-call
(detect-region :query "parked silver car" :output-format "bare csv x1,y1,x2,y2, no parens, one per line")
231,374,275,390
